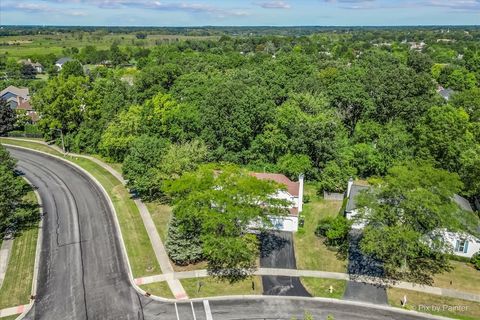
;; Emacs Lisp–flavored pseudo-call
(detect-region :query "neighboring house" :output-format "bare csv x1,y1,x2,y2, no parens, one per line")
0,85,38,122
0,85,30,108
345,179,370,230
55,57,74,70
252,173,304,232
437,86,454,101
20,59,44,73
344,179,480,258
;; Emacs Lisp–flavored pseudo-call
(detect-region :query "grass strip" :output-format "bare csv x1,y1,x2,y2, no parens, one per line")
0,192,38,309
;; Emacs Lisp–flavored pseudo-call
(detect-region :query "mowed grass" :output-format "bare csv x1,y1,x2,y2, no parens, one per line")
294,185,347,273
432,261,480,295
0,139,159,278
146,202,172,242
181,276,263,298
388,288,480,320
0,33,219,59
300,278,346,299
140,282,174,299
0,192,38,309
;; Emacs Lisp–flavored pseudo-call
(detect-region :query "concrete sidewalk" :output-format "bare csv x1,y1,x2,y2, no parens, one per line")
0,239,13,289
134,268,480,303
1,138,188,300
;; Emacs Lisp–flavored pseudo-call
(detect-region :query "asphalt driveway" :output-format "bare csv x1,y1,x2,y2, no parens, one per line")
343,229,387,304
259,231,311,297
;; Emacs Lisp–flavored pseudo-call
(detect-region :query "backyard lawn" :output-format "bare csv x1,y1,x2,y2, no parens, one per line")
181,276,263,298
0,192,38,309
388,288,480,320
294,185,347,273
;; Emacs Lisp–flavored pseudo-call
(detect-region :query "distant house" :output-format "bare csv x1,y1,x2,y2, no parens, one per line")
0,85,30,108
344,179,480,258
252,173,304,232
55,57,74,70
0,85,38,122
20,59,44,73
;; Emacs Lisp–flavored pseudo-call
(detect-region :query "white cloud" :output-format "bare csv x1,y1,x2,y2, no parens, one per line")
257,1,291,9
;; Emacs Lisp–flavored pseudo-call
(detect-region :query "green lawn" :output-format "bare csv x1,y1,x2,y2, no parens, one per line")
0,192,38,309
0,33,218,59
433,261,480,295
140,282,174,299
146,202,172,242
300,278,346,299
181,276,263,298
388,288,480,320
0,139,159,278
294,185,347,273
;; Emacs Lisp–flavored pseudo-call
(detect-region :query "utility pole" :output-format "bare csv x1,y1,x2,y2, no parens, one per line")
55,128,65,155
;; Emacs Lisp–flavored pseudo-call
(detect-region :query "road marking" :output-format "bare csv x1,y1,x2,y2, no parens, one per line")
190,301,197,320
174,302,180,320
203,300,213,320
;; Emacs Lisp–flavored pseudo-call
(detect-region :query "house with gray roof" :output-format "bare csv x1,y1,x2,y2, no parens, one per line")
55,57,74,70
0,85,30,109
344,178,480,258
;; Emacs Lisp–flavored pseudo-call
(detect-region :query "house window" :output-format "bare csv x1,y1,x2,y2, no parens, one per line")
455,239,469,253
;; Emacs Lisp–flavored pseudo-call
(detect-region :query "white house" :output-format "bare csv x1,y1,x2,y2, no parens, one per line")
252,173,304,232
344,179,480,258
55,57,74,70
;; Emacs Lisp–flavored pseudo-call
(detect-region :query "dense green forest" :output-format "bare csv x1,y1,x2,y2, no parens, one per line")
4,28,477,197
1,26,479,283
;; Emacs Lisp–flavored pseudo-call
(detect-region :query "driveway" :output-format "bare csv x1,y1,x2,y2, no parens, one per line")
343,229,388,304
259,231,311,297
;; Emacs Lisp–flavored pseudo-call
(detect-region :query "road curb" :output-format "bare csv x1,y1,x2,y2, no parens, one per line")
1,144,177,304
15,177,44,320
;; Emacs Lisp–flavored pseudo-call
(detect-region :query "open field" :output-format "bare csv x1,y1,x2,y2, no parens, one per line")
0,192,38,309
294,185,347,273
0,33,219,59
0,139,159,278
388,288,480,320
181,276,263,298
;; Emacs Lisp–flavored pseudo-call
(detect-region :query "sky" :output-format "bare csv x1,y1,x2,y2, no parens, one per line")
0,0,479,27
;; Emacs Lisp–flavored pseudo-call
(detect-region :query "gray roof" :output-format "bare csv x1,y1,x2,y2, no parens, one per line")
439,88,454,100
56,57,73,65
346,185,371,212
453,194,473,213
0,85,29,99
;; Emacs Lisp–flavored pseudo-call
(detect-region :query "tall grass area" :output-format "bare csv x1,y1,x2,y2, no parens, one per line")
0,139,160,278
0,33,219,59
0,192,38,309
294,185,347,272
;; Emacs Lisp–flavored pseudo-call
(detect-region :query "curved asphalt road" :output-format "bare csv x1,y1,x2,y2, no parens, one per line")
7,146,446,320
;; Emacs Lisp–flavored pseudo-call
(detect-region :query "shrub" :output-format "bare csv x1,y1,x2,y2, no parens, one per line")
471,251,480,270
165,215,203,266
316,215,351,250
